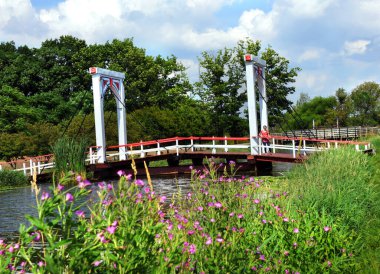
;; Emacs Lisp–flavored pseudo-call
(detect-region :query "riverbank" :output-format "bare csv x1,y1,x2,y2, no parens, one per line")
1,140,379,272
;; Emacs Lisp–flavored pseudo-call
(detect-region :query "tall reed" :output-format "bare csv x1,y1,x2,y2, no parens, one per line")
51,137,88,181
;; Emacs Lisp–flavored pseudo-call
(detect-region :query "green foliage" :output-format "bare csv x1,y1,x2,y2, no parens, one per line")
51,137,88,181
349,81,380,126
0,160,370,272
0,169,29,188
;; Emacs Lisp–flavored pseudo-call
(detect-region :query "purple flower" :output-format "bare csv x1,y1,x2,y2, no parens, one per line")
262,219,267,224
189,244,196,254
75,210,85,218
98,182,106,189
78,180,91,188
205,238,212,245
37,261,45,267
57,184,64,192
238,214,244,219
197,206,203,211
107,184,113,191
117,170,125,177
187,230,195,236
41,192,50,201
254,199,260,204
283,218,289,222
284,250,289,256
107,225,117,234
159,196,167,203
168,233,173,240
135,179,145,186
144,187,150,194
66,193,74,202
324,226,331,232
229,212,235,217
76,175,83,182
215,202,222,208
327,261,332,267
31,232,41,242
216,237,224,243
92,260,102,266
293,228,299,233
210,218,215,223
259,255,265,261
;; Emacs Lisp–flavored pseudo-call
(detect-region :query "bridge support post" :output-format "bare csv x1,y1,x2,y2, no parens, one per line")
245,55,267,155
89,67,126,163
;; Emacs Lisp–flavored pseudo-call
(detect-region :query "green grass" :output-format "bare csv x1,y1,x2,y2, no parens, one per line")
286,140,380,272
0,169,29,189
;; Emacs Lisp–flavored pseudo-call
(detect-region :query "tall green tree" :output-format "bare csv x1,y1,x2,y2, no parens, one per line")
195,38,300,135
349,81,380,126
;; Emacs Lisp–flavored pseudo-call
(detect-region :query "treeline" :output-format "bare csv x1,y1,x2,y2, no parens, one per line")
285,83,380,129
0,35,379,161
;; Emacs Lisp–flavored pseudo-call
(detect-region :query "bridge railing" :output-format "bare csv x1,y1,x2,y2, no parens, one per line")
0,136,371,176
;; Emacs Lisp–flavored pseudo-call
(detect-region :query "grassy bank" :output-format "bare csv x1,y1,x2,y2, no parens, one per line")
0,169,29,190
0,139,379,272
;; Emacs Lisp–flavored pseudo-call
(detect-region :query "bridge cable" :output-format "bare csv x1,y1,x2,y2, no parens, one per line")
60,89,89,138
255,68,316,138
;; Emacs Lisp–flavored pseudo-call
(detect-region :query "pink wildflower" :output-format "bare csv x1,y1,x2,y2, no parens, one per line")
75,210,85,218
293,228,299,233
66,193,74,202
41,192,50,201
135,179,145,186
189,244,196,254
324,226,331,232
254,199,260,204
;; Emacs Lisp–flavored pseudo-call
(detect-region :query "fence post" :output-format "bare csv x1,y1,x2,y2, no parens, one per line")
157,142,161,155
23,163,27,175
224,136,228,152
191,138,194,152
38,161,41,174
0,165,2,171
303,140,307,156
29,159,33,176
212,137,216,154
140,141,145,158
176,138,179,156
272,138,276,153
355,144,359,151
335,142,338,149
292,140,296,158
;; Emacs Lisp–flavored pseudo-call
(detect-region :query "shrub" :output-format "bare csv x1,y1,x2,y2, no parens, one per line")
0,169,29,188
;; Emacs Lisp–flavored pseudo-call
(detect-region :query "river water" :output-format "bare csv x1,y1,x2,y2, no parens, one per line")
0,162,292,237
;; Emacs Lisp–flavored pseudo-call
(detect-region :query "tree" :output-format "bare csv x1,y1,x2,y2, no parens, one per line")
349,81,380,126
195,38,300,135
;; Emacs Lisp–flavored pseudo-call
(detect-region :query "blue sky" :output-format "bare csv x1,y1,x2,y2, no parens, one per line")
2,0,380,102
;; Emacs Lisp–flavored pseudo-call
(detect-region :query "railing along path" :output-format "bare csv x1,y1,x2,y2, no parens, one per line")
0,136,371,177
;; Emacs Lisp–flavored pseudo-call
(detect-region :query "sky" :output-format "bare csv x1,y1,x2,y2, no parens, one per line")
1,0,380,103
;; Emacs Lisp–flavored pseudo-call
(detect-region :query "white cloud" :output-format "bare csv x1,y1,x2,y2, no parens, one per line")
276,0,335,18
344,40,371,56
298,48,323,62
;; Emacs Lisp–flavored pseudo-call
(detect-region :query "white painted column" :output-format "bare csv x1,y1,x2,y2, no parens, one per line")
117,82,127,160
245,54,259,155
257,63,268,130
91,74,107,163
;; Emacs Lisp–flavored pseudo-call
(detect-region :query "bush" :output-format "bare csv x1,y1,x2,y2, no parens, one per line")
0,169,29,188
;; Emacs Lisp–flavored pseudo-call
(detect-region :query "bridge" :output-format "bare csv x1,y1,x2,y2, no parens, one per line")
0,135,371,178
0,55,374,179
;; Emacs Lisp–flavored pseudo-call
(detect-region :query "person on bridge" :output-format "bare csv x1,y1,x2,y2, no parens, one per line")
259,125,271,153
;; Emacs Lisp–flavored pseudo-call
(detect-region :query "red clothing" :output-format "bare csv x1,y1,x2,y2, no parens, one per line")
259,129,270,143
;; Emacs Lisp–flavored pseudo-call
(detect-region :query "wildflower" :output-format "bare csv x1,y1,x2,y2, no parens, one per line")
259,211,264,216
188,230,195,235
76,175,83,182
293,242,298,248
93,260,103,266
57,184,64,192
284,250,289,256
327,261,332,267
197,206,204,211
31,231,41,242
283,218,289,222
135,179,145,186
205,238,212,245
107,184,113,191
168,233,173,240
78,180,91,188
189,244,196,254
144,187,150,194
229,212,235,217
75,210,85,218
37,261,45,267
125,173,132,180
117,170,125,177
8,245,14,253
97,232,108,243
293,228,299,233
215,202,222,208
41,192,50,201
254,199,260,204
238,214,244,219
216,237,224,243
262,219,267,224
98,182,106,189
107,225,117,234
159,196,167,203
324,226,331,232
259,254,265,261
207,202,214,207
210,218,215,223
66,193,74,202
